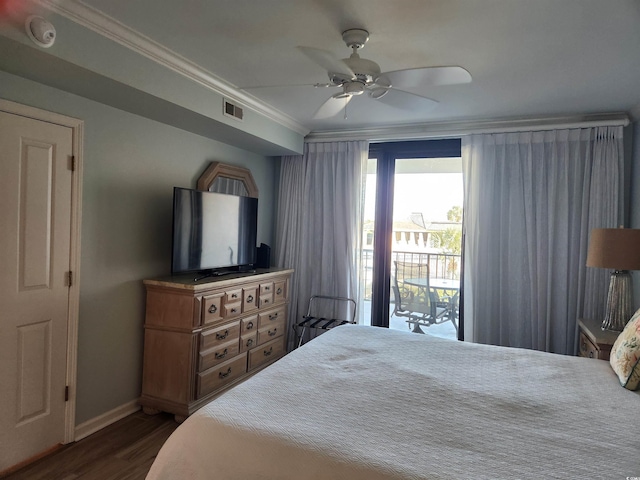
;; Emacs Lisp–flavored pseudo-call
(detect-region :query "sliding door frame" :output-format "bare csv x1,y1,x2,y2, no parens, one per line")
368,139,463,336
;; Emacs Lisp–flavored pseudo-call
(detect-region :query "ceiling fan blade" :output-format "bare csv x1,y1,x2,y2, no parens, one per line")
371,88,438,111
377,66,472,89
313,94,353,119
297,46,355,79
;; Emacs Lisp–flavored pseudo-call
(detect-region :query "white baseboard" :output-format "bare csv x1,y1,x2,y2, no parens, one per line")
74,399,140,441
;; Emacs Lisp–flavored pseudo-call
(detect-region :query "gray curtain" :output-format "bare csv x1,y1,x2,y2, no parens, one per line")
462,126,624,354
275,141,368,350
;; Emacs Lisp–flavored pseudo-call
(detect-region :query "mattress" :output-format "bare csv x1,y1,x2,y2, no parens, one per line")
146,324,640,479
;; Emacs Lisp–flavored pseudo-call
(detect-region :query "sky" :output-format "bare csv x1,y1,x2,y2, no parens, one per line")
364,172,464,224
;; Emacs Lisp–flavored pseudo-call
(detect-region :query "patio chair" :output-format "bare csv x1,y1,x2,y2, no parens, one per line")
392,260,456,334
440,290,459,335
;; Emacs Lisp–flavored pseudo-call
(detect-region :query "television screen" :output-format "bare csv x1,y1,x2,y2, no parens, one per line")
171,187,258,275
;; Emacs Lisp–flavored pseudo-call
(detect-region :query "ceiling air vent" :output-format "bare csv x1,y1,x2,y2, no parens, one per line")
223,99,244,121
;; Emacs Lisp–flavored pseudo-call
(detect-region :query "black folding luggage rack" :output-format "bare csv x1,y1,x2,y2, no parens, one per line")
294,295,357,348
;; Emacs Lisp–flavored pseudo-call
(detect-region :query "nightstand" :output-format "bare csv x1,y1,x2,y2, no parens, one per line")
578,318,620,360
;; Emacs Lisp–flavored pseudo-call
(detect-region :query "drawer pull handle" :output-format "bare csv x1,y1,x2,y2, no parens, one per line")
216,330,229,340
230,308,238,314
208,304,218,314
246,321,254,330
246,338,254,347
269,313,278,320
276,288,282,295
247,295,254,303
215,348,228,360
264,286,271,291
219,367,232,379
268,328,277,337
231,293,238,299
263,347,273,357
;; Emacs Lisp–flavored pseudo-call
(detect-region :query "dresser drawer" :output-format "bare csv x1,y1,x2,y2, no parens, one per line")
201,321,240,351
240,315,258,334
259,282,274,308
259,282,274,295
273,280,287,304
202,293,224,325
258,306,285,329
248,336,285,370
197,353,247,398
223,301,242,319
199,338,240,371
225,288,243,303
243,285,259,312
256,318,285,346
579,332,599,359
259,294,273,308
240,332,258,353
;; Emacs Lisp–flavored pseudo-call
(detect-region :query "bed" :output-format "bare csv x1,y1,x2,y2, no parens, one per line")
146,324,640,479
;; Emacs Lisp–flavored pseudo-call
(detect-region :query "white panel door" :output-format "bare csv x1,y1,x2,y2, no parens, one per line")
0,110,73,471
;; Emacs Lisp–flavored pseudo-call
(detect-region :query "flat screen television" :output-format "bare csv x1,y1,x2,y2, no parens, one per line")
171,187,258,276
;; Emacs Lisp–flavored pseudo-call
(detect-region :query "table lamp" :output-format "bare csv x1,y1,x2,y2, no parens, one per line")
586,228,640,331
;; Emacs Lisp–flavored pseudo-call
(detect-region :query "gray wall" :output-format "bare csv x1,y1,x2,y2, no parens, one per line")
631,121,640,311
0,70,279,424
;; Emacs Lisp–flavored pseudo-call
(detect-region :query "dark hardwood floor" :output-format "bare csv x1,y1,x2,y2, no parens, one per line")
2,411,178,480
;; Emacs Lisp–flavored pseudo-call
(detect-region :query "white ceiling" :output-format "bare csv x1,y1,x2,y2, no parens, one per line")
73,0,640,133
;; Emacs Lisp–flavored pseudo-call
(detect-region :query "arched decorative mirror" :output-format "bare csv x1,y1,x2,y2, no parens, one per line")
196,162,259,198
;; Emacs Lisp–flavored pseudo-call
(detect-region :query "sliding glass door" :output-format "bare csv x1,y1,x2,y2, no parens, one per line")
359,140,463,340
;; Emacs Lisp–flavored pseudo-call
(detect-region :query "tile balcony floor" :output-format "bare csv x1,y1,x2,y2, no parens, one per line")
361,300,458,341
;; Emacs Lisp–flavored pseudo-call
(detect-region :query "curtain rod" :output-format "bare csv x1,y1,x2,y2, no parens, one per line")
304,113,630,143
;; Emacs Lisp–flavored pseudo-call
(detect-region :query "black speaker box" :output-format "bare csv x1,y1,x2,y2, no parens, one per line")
256,243,271,268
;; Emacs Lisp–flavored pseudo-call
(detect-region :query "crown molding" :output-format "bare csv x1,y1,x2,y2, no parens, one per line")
33,0,310,136
305,113,631,142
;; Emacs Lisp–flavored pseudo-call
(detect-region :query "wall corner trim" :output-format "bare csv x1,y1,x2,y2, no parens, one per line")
74,399,140,441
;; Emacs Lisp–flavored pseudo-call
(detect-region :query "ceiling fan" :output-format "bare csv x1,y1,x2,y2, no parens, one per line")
295,28,472,119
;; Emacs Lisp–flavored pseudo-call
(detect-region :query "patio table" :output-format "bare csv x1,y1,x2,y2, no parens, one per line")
405,277,459,292
404,277,460,325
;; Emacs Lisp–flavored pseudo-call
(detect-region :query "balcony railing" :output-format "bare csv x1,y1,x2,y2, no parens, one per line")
361,248,461,301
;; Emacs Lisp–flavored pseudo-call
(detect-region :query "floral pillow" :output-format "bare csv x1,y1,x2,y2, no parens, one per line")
609,307,640,390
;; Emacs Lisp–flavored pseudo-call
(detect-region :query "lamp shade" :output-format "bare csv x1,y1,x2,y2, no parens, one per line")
586,228,640,271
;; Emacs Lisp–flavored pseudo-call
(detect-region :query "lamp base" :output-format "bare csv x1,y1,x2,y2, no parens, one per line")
601,270,634,332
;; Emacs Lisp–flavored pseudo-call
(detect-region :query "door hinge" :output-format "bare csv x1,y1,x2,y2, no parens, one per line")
69,155,76,172
67,271,73,287
65,385,69,402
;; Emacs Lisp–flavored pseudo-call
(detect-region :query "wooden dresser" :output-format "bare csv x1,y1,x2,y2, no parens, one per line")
140,268,293,421
577,318,620,361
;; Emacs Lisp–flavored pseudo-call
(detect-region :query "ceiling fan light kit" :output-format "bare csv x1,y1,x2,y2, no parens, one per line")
343,82,365,96
295,28,472,119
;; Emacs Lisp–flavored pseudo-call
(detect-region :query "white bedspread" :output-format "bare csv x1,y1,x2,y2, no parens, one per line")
147,325,640,479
